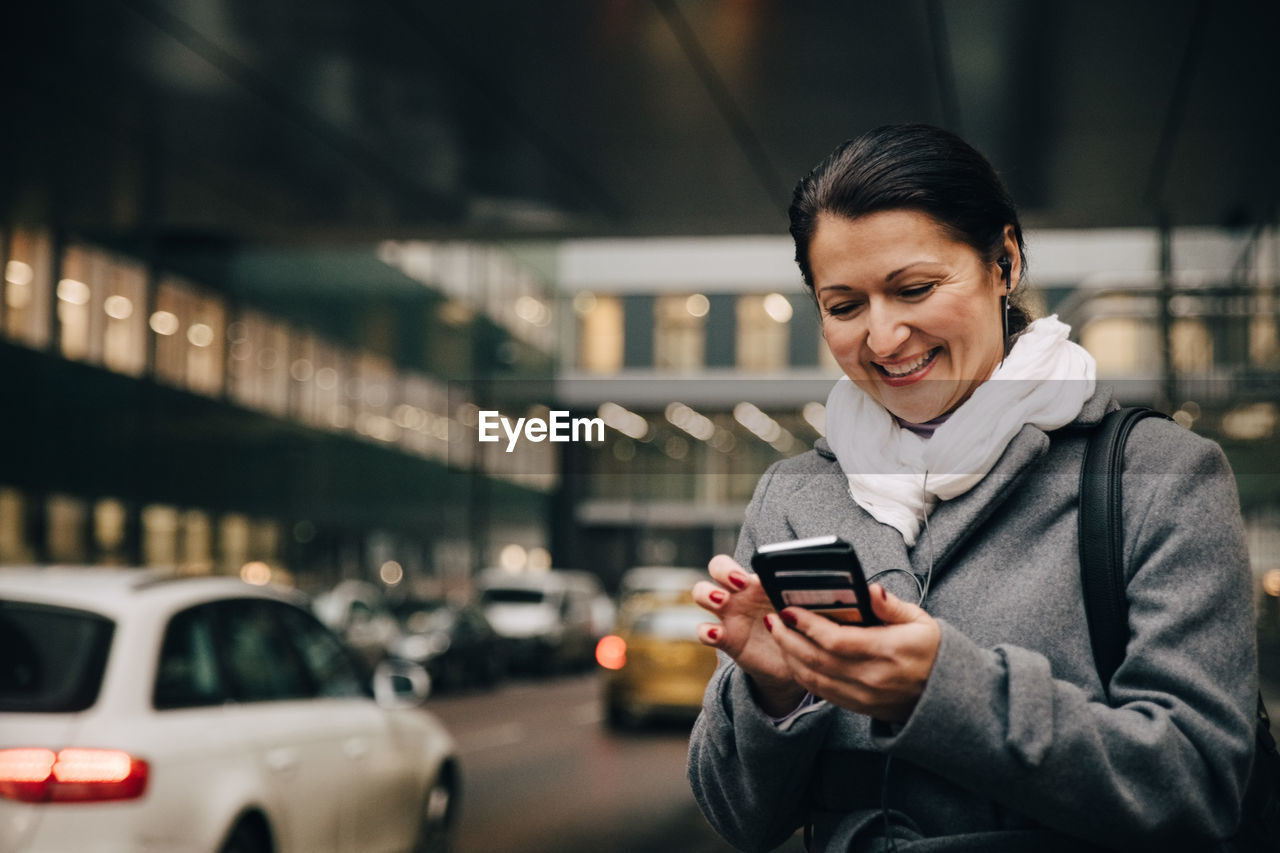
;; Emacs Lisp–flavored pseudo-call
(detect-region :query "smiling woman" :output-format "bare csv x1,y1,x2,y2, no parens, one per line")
687,124,1259,852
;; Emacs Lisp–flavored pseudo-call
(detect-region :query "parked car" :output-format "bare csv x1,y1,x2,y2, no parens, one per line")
476,569,603,674
389,598,506,690
597,567,718,729
0,567,459,853
310,579,403,673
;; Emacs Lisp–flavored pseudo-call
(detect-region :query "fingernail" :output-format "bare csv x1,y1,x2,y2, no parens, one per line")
779,609,797,627
879,585,888,601
728,573,749,590
763,615,773,631
707,627,720,641
709,590,726,604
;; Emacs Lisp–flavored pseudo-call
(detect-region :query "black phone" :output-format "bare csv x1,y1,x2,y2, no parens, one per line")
751,535,881,626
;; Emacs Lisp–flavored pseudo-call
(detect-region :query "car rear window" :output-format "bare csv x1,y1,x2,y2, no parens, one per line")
630,606,706,639
481,588,545,605
0,600,114,712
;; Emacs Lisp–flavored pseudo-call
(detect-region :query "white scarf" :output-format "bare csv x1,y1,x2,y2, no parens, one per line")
824,316,1096,545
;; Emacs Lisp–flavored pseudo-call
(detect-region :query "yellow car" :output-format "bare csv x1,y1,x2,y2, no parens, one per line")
597,568,719,729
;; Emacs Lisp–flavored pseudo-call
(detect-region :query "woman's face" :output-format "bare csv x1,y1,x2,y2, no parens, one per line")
810,209,1015,424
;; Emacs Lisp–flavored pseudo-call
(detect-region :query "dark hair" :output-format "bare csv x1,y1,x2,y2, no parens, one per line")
788,123,1033,337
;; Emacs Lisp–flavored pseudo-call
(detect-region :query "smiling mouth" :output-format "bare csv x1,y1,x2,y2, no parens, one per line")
874,348,940,384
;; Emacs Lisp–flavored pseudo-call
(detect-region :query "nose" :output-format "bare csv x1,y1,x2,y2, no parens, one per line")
864,301,909,357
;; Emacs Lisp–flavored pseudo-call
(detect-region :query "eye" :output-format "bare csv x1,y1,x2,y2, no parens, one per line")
823,300,863,318
900,282,937,299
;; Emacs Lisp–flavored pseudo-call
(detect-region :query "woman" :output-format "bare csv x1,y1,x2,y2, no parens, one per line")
687,124,1257,851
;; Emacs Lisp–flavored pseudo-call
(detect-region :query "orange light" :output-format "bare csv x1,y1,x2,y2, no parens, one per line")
596,635,627,670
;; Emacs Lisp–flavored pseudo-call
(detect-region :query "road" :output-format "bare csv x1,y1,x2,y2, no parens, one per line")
426,672,805,853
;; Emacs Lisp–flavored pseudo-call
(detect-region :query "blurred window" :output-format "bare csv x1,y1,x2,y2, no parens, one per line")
56,246,99,362
576,293,624,373
227,311,291,417
3,228,53,350
0,601,114,713
46,494,89,564
154,604,227,709
1080,316,1159,376
736,294,790,371
1171,318,1213,373
218,599,313,702
480,588,545,605
100,253,148,377
630,605,706,639
152,277,226,396
1252,316,1279,367
277,605,367,698
0,489,34,564
654,294,706,371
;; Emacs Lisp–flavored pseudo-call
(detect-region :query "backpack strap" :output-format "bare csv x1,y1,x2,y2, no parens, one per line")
1077,406,1169,694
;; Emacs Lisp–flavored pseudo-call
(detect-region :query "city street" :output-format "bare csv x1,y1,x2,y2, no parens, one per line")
427,672,805,853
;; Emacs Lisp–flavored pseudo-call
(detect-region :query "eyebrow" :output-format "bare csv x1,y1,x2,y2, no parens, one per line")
816,261,942,294
884,261,940,282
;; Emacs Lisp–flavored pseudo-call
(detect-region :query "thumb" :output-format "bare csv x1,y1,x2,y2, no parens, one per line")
868,583,926,625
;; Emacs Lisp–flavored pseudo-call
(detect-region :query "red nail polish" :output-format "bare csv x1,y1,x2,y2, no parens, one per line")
709,590,726,604
779,609,797,627
707,627,720,641
879,585,888,602
728,573,748,590
763,614,773,631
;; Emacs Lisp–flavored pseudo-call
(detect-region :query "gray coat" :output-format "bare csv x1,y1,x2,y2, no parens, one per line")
687,388,1257,852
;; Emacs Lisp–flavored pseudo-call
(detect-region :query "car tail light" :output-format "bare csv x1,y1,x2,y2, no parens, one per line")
596,635,627,670
0,748,149,803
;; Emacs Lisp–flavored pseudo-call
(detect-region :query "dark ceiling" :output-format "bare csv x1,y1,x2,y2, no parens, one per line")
3,0,1278,247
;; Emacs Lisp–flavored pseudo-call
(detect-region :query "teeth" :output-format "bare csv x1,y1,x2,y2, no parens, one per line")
880,350,935,377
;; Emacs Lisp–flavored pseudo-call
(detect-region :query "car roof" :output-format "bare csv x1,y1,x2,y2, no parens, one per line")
619,566,705,592
0,566,302,619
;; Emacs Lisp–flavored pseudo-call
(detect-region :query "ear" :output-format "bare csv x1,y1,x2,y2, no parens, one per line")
1000,224,1021,292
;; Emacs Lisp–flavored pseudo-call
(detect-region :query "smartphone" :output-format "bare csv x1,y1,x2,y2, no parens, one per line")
751,535,881,626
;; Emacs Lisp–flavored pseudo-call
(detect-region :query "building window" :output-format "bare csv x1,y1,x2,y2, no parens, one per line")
101,255,148,377
56,246,97,362
228,311,291,417
655,293,707,371
736,293,791,371
1171,319,1213,374
576,292,623,373
4,228,53,350
1081,316,1159,377
153,277,226,396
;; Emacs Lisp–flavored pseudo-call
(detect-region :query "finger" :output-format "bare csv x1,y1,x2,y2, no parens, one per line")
779,606,850,648
867,583,927,625
707,553,755,594
696,621,724,647
692,580,730,612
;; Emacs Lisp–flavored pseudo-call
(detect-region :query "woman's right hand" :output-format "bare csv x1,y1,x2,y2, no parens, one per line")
694,554,807,715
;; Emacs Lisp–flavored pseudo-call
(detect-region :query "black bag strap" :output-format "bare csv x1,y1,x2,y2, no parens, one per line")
1078,407,1280,850
1078,406,1169,690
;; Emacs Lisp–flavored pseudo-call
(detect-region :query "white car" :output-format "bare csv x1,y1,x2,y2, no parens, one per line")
0,567,458,853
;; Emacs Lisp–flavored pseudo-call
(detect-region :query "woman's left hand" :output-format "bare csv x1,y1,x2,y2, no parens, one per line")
765,583,941,724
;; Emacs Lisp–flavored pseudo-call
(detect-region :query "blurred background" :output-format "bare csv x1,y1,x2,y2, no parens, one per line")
2,1,1279,850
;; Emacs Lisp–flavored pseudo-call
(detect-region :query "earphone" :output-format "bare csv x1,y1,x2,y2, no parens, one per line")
997,256,1012,289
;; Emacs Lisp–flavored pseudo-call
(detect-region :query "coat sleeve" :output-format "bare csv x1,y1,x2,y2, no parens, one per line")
687,462,837,852
869,420,1257,848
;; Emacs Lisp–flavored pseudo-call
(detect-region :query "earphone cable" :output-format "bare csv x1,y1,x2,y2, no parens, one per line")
880,471,935,853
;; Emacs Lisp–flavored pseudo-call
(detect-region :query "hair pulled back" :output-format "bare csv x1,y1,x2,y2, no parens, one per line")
788,123,1033,336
